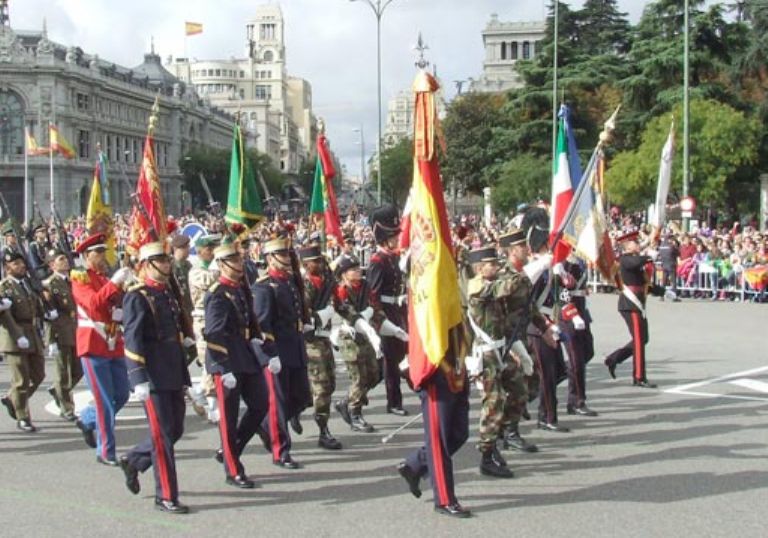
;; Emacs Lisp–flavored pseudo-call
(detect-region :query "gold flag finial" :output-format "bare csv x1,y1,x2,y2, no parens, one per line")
599,104,621,145
148,94,160,135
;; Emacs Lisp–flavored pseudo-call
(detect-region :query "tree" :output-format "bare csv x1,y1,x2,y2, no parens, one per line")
489,154,551,215
377,137,413,206
577,0,632,55
606,99,761,210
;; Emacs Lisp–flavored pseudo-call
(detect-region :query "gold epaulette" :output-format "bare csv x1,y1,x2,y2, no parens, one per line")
209,281,221,293
127,282,145,293
70,269,90,284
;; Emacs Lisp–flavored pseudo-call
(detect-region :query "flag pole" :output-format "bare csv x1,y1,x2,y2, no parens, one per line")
551,0,559,171
23,127,29,224
48,121,54,215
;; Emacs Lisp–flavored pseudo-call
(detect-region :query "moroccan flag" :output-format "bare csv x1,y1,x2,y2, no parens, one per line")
550,104,581,262
25,127,48,156
403,71,465,390
185,22,203,36
225,122,263,228
310,133,344,245
127,111,167,254
49,124,76,159
86,151,117,266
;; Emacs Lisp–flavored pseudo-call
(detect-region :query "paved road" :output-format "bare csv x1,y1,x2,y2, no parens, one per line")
0,294,766,537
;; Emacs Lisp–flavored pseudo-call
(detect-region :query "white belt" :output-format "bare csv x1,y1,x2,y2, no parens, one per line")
474,338,506,353
192,309,205,318
314,329,331,338
381,295,406,305
570,290,587,297
77,306,118,351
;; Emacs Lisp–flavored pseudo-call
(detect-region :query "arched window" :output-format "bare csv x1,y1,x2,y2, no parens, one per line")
263,50,274,62
0,89,25,157
522,41,530,59
511,42,518,60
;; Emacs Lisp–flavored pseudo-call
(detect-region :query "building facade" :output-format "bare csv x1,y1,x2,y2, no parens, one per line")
470,15,546,93
0,8,234,219
167,4,316,175
383,90,414,149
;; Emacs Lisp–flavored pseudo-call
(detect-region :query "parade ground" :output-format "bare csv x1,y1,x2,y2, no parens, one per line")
0,293,765,537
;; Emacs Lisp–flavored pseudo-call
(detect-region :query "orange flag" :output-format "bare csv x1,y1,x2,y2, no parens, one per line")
185,22,203,36
402,71,465,390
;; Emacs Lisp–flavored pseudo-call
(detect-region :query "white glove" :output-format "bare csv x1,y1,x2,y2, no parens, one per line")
316,305,335,327
268,356,282,374
466,353,483,377
398,250,410,274
133,382,150,402
0,298,12,312
182,336,196,348
572,315,586,331
221,372,237,389
379,318,409,342
510,340,534,376
546,324,561,342
523,254,553,283
110,267,132,286
360,306,374,322
552,262,566,277
47,343,59,357
303,321,315,334
329,326,341,349
44,309,59,321
111,308,124,322
354,318,382,357
17,336,30,349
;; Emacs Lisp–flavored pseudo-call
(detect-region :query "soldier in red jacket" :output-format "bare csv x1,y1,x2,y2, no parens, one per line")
71,233,133,465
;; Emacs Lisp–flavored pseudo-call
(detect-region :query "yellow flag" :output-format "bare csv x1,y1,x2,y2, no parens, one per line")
86,159,117,267
185,22,203,36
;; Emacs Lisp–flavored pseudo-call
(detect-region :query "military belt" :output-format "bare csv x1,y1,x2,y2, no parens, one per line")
381,294,406,305
192,309,205,318
314,329,331,338
569,290,587,297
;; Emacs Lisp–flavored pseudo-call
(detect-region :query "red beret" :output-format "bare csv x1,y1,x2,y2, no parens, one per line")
75,233,106,254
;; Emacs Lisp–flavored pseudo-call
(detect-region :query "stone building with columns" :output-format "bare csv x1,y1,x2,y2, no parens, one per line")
470,15,546,93
0,3,234,220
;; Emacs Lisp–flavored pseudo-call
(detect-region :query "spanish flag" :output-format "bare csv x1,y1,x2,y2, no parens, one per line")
86,151,117,266
25,127,48,156
225,122,263,229
49,124,76,159
185,22,203,36
403,71,465,390
310,132,344,246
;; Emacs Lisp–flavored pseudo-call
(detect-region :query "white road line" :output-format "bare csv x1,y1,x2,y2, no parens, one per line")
661,390,768,402
664,365,768,394
728,378,768,394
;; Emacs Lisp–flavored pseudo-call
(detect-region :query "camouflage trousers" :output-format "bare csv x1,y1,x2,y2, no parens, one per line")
193,317,215,397
306,338,336,418
341,336,380,413
477,352,528,452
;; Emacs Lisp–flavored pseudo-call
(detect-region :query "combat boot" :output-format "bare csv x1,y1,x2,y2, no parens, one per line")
504,425,538,453
350,412,374,433
479,446,514,478
315,415,342,450
335,398,352,425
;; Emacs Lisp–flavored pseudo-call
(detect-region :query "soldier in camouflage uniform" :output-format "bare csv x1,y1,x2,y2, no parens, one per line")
42,248,80,421
299,244,342,450
333,254,381,433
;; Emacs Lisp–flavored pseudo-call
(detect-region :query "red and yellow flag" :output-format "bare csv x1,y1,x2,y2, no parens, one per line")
309,132,344,246
49,124,76,159
25,127,48,156
185,22,203,36
127,101,167,254
403,72,465,390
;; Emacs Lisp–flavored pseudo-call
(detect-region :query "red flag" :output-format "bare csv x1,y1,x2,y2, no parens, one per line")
127,122,167,254
310,133,344,245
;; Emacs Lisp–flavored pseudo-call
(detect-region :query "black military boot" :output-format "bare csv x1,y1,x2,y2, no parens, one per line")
350,412,374,433
315,415,342,450
290,415,303,435
335,398,352,425
479,446,514,478
504,425,538,453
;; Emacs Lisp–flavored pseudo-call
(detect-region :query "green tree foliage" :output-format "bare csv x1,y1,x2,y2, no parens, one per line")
377,137,413,206
606,99,760,208
489,154,551,214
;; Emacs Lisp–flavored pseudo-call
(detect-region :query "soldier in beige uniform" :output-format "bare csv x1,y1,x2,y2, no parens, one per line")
188,235,220,422
0,250,54,432
42,248,81,421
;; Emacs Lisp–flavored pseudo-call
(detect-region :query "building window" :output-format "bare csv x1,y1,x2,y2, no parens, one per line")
240,70,245,78
522,41,530,59
214,69,221,77
0,89,25,157
133,139,138,163
254,85,271,100
76,93,90,112
239,88,245,99
260,23,276,40
263,50,274,62
500,42,506,60
78,130,90,159
106,135,113,161
511,42,518,60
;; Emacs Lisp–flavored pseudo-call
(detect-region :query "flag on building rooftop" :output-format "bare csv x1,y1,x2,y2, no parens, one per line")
49,123,76,159
402,71,465,391
225,121,264,229
310,129,344,246
185,22,203,36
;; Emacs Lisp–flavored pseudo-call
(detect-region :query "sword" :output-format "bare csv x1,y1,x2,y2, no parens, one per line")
381,412,423,444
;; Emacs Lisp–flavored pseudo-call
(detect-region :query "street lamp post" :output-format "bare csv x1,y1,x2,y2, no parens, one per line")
683,0,691,232
349,0,399,206
353,125,366,192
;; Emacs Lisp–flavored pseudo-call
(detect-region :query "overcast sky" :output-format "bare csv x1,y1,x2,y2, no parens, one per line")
12,1,662,176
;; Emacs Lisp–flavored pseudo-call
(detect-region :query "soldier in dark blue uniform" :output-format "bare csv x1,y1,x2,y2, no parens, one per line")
368,205,410,416
205,242,270,488
252,237,311,469
119,242,191,514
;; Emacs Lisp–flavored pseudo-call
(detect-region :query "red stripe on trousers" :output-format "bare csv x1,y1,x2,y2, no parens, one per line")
144,397,172,501
631,312,643,381
83,358,109,459
264,370,281,462
215,376,239,477
427,383,449,506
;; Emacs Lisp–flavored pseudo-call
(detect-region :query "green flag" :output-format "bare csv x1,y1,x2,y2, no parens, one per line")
225,123,263,228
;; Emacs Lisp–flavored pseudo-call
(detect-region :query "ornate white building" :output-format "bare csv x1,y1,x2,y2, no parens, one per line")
0,2,234,219
167,4,316,175
470,15,546,93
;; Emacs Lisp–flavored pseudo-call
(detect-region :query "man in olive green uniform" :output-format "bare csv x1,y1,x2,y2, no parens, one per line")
42,248,80,421
0,250,53,432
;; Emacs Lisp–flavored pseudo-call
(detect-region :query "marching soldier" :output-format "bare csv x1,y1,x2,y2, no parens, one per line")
71,233,132,465
28,221,52,281
206,241,270,488
368,205,410,416
332,254,381,433
1,220,23,279
119,242,191,514
252,237,311,468
0,250,51,432
42,248,81,421
189,234,220,422
299,244,342,450
604,231,657,388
